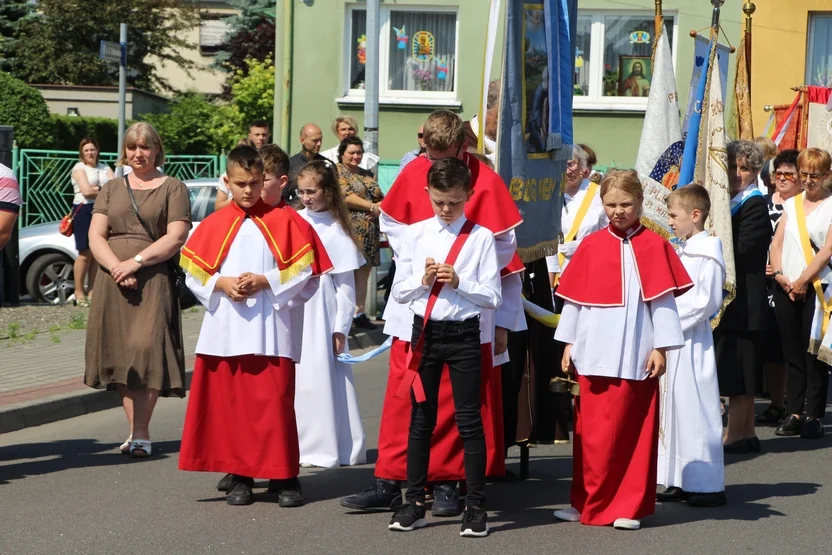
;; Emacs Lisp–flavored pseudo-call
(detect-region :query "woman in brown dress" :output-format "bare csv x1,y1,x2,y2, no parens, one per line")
85,122,192,458
336,136,384,329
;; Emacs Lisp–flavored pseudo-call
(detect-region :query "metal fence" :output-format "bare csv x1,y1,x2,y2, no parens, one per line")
13,148,401,228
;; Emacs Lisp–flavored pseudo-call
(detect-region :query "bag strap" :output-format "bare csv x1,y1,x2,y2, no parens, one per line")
125,175,159,242
396,219,477,402
794,192,831,336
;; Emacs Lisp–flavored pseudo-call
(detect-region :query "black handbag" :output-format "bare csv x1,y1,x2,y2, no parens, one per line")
124,176,198,311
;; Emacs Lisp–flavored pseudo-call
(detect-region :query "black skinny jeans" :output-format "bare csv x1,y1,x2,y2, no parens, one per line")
773,286,830,419
406,315,486,509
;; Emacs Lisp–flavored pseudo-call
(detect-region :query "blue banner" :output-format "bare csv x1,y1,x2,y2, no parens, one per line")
498,0,577,262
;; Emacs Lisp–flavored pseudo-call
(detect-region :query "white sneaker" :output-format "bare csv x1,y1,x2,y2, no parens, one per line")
613,518,641,530
553,507,581,522
300,462,315,468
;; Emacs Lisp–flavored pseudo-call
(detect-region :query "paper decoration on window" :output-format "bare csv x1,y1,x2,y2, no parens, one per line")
357,34,367,65
412,31,435,62
629,31,651,44
575,47,584,71
436,56,448,80
393,25,408,49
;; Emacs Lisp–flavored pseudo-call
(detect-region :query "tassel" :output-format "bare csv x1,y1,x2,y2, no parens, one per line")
279,251,314,284
180,256,213,286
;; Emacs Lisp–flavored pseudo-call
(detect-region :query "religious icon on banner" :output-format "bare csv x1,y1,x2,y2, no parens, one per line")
393,25,408,49
618,56,652,97
412,31,435,62
357,34,367,65
436,56,448,80
522,4,549,157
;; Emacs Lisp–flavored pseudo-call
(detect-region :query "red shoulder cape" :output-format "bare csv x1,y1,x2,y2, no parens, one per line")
556,225,693,307
181,200,316,284
280,203,334,276
381,154,525,275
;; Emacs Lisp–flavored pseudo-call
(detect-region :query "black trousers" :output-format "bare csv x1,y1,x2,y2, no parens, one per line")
773,286,830,419
406,315,486,509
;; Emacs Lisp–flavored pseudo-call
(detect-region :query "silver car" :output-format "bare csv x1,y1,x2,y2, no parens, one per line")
18,179,391,305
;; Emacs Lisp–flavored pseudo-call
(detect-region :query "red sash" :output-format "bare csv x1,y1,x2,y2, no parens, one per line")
396,219,476,403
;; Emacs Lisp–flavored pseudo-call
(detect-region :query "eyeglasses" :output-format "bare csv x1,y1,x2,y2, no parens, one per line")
425,143,464,163
566,160,579,169
799,171,828,181
774,171,797,182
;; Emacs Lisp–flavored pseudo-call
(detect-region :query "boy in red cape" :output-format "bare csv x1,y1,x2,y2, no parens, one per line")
179,146,322,507
341,110,525,515
553,170,692,530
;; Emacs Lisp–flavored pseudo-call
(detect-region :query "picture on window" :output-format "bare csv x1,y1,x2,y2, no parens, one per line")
618,56,652,97
523,5,549,156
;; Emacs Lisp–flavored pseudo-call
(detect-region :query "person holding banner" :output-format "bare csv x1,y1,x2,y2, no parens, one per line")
715,140,771,454
770,148,832,441
341,109,523,516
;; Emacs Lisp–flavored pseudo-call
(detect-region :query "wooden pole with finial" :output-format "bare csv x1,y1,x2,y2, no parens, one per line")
743,2,756,96
655,0,663,39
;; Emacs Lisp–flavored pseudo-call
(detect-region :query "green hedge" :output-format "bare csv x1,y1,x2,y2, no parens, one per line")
50,115,121,152
0,72,52,148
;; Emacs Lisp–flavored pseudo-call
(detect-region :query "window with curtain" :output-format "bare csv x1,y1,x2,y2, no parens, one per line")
199,15,231,56
573,12,676,110
346,6,458,100
806,13,832,87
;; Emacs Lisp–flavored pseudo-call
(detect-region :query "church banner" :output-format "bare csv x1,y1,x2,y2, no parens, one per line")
497,0,577,262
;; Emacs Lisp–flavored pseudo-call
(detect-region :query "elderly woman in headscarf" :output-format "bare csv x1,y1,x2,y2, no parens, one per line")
320,115,379,172
715,140,772,454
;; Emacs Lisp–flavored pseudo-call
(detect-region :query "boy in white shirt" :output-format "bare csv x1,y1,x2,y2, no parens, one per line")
658,185,727,507
388,158,501,538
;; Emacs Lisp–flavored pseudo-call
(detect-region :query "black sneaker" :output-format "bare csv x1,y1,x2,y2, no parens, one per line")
217,473,233,492
460,507,489,537
687,491,728,507
388,502,427,532
353,313,377,330
800,418,824,439
226,476,255,506
775,414,802,436
341,478,403,512
431,484,462,517
268,478,305,507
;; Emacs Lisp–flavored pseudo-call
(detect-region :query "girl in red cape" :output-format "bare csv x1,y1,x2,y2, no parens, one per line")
552,170,693,530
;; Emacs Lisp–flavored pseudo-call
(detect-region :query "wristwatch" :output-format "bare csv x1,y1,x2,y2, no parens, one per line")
134,254,144,266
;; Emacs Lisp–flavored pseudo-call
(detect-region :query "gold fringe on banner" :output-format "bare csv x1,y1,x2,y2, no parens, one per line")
517,239,558,264
639,216,671,239
709,283,736,330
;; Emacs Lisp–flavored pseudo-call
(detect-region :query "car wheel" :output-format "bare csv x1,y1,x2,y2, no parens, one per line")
25,253,75,305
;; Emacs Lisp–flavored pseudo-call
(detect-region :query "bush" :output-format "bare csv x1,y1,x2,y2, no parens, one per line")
0,72,52,148
142,92,235,155
50,115,121,152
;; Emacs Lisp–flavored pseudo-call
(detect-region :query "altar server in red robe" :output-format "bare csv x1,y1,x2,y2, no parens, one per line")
341,110,525,515
553,170,692,530
179,146,321,507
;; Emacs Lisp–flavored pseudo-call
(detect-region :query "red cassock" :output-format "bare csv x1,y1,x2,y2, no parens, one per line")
376,154,522,481
178,200,325,480
556,224,692,525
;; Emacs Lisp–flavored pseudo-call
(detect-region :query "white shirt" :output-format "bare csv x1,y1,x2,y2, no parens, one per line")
71,162,112,204
187,219,315,359
554,240,684,380
546,178,607,274
391,215,502,324
781,195,832,284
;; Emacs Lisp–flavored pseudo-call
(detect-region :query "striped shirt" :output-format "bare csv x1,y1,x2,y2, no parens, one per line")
0,163,21,214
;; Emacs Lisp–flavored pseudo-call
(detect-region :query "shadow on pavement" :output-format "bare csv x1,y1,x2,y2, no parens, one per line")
0,438,181,485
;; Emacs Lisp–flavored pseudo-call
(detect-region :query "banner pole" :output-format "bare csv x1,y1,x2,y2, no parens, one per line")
743,2,756,98
654,0,663,41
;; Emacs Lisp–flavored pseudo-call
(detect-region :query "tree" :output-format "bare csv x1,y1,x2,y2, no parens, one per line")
0,0,32,73
214,0,275,91
228,57,275,129
0,72,53,148
11,0,199,92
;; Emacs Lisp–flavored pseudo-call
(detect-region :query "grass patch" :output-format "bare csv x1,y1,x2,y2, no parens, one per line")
51,334,61,343
67,313,87,330
7,322,20,339
49,324,61,332
23,331,37,341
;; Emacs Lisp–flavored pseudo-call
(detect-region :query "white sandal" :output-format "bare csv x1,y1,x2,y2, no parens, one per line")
129,439,152,458
119,435,133,455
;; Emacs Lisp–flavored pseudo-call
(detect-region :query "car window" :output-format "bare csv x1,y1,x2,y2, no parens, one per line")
189,185,217,222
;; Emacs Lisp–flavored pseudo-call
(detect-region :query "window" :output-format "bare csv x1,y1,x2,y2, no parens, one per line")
343,5,459,106
806,13,832,87
574,13,677,111
199,14,231,56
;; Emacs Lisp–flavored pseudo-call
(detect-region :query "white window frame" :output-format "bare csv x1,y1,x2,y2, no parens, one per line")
574,11,679,112
338,4,462,108
198,13,231,57
806,12,832,86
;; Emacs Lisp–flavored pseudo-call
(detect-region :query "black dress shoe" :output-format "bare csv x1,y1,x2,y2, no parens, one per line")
353,313,377,330
226,476,255,506
756,405,785,426
687,491,727,507
723,439,750,454
775,414,802,436
746,436,762,452
217,473,233,492
267,478,304,507
656,486,692,502
800,418,824,439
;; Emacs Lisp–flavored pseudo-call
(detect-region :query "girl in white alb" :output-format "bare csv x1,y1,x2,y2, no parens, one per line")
295,161,367,468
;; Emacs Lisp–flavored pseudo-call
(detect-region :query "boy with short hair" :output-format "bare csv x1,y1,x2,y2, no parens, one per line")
388,157,501,538
659,184,727,507
179,145,321,507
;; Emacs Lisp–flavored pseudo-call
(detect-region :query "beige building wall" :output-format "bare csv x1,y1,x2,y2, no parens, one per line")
35,85,169,119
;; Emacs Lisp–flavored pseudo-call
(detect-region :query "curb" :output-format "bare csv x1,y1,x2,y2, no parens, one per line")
0,328,388,435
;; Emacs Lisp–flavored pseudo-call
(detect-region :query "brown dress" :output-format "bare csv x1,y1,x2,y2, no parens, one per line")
337,163,384,266
84,177,192,397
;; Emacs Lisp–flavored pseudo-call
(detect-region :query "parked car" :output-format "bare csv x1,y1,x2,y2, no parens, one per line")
18,179,391,305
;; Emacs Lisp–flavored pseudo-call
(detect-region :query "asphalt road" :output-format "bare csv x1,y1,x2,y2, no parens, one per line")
1,353,830,555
